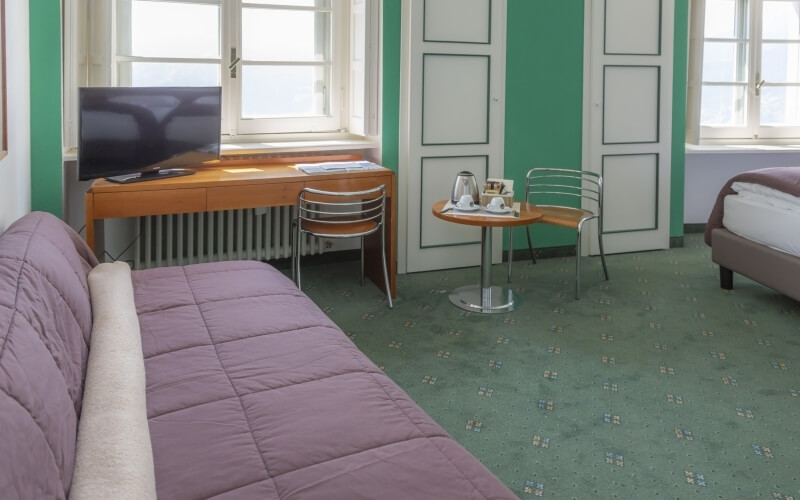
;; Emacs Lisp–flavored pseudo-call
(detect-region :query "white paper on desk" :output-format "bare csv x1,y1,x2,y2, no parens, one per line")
296,161,382,174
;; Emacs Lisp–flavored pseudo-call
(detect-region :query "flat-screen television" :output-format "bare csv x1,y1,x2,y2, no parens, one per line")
78,86,222,183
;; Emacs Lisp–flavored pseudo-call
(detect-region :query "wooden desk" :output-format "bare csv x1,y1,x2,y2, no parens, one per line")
85,160,397,298
432,200,542,313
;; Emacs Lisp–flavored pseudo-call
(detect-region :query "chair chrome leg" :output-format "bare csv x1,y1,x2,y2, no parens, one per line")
360,236,365,285
507,228,513,283
598,229,609,281
381,227,393,308
295,229,302,289
290,221,297,284
526,225,537,264
575,226,582,300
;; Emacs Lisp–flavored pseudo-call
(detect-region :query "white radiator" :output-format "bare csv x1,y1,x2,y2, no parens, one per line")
134,207,323,269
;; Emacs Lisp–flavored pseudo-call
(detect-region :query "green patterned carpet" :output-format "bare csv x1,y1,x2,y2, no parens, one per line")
293,234,800,499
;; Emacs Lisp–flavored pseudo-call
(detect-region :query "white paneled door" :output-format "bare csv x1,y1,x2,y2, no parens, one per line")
584,0,674,254
400,0,507,273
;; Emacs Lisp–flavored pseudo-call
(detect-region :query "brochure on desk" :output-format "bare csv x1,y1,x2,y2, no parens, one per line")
296,161,384,174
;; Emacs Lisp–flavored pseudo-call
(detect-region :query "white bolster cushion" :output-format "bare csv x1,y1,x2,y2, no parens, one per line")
70,262,156,500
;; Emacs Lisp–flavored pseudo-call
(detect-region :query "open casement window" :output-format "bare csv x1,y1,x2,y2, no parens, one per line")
690,0,800,142
64,0,377,147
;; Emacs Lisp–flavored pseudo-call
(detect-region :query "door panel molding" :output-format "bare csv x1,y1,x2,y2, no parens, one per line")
419,155,487,248
422,54,491,145
603,65,660,145
604,0,662,55
602,153,659,233
423,0,492,44
400,0,506,273
584,0,673,255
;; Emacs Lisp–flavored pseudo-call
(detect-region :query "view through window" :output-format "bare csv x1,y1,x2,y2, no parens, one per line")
699,0,800,141
114,0,342,136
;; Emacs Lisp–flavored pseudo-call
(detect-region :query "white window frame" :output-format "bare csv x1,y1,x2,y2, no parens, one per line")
688,0,800,144
62,0,379,151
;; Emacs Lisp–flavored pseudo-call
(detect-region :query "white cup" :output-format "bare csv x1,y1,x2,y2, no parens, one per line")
489,196,505,210
456,194,475,209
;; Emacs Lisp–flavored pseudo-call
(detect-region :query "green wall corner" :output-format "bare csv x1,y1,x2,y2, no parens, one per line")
671,0,689,238
30,1,63,217
381,0,401,173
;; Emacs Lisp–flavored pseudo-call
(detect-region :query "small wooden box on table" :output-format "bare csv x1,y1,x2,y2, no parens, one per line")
85,155,397,298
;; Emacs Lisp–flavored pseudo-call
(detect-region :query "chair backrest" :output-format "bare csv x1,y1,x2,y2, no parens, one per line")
525,168,603,217
297,184,386,238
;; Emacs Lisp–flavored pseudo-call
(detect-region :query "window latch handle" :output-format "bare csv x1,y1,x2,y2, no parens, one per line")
756,78,766,96
229,48,241,78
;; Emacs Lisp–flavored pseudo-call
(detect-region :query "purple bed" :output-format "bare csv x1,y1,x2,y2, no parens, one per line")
0,212,517,499
705,166,800,301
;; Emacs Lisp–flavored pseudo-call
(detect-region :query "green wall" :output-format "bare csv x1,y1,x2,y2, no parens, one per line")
30,1,63,217
381,0,401,173
504,2,587,248
671,0,689,238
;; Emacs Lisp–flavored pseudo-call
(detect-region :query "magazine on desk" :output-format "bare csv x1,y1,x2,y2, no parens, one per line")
296,161,384,174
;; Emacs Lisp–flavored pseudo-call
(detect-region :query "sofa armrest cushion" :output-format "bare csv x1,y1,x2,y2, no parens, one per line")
70,262,156,500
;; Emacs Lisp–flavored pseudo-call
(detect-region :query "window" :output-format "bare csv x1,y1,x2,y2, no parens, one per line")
64,0,377,147
690,0,800,142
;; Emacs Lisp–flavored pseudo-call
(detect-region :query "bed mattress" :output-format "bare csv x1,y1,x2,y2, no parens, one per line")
723,193,800,258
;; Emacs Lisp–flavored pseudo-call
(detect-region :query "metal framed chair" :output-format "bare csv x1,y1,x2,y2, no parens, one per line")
509,168,609,299
292,184,393,308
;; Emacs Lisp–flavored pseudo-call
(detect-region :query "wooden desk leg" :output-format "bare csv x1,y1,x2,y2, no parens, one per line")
84,192,105,260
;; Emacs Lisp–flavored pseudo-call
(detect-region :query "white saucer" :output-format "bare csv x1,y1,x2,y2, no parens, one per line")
454,203,480,212
484,205,512,214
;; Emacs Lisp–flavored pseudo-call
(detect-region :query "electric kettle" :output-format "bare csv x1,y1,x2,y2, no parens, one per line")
451,171,480,204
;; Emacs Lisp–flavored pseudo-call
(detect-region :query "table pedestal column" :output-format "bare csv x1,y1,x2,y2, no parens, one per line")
449,226,521,314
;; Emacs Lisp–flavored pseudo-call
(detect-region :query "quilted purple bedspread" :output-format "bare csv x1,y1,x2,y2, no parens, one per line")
1,212,516,499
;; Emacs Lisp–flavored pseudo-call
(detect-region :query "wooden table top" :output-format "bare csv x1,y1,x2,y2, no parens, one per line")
431,200,544,228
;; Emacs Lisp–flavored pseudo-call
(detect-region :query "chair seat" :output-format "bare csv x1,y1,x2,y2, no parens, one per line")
537,205,593,229
300,218,378,238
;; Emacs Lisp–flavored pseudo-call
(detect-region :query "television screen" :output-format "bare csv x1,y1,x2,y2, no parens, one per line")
78,86,222,183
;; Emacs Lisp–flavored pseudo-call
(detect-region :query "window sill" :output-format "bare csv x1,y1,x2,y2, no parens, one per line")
63,136,379,163
686,143,800,155
220,137,379,158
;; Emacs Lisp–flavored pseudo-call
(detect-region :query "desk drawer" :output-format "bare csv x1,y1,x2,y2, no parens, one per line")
306,175,392,195
92,189,207,218
207,182,303,210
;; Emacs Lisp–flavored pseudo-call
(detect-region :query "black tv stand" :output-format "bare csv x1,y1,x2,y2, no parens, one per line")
105,168,196,184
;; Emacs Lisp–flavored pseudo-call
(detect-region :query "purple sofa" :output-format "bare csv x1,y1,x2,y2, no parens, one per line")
0,212,516,499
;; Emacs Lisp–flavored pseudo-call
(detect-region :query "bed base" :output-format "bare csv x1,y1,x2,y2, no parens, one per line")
711,228,800,302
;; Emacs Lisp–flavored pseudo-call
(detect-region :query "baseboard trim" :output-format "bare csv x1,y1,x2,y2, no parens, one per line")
684,223,706,234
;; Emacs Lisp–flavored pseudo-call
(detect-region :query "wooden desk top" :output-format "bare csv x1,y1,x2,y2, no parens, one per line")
88,161,395,194
431,200,543,228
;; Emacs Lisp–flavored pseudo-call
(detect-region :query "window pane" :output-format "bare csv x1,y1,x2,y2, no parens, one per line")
245,0,331,6
762,1,800,40
704,0,749,38
762,42,800,82
701,85,748,125
241,65,329,118
119,1,220,59
242,8,331,61
760,86,800,125
124,62,220,87
702,42,749,82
